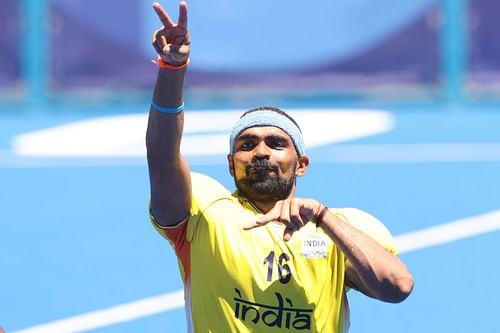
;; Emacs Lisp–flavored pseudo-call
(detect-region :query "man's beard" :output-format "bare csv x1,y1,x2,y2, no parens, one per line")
235,159,296,202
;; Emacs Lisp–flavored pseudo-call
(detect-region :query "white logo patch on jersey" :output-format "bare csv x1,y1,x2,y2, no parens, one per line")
302,234,329,258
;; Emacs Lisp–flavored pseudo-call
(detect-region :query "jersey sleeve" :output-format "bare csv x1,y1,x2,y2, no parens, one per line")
150,172,232,246
332,208,398,255
185,172,232,241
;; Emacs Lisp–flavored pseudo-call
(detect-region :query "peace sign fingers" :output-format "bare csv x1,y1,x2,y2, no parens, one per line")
177,2,188,33
151,2,190,66
153,2,175,29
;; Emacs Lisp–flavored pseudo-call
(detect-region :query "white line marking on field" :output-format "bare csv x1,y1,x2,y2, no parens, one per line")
395,209,500,254
11,109,393,157
316,143,500,163
11,291,184,333
3,142,500,168
12,209,500,333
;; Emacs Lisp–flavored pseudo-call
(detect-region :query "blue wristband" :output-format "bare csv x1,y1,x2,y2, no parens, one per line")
151,101,184,113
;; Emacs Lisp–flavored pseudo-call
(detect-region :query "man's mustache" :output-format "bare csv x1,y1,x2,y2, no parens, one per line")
245,160,279,174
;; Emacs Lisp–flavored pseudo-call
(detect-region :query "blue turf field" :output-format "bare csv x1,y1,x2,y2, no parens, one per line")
1,104,500,332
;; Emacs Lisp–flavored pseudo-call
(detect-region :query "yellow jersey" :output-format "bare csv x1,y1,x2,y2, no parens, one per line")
151,172,397,332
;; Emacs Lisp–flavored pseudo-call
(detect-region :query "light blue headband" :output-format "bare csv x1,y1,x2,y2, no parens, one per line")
229,110,305,156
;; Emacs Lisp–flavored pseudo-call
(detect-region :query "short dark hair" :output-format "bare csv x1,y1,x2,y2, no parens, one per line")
241,106,302,132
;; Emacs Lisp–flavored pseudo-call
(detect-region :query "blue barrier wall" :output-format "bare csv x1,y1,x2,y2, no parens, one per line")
0,1,21,90
0,0,498,103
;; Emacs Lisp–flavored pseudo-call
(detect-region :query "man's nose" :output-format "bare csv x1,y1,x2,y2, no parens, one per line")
253,141,270,158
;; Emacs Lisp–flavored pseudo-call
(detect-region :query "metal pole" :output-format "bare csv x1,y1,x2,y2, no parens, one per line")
441,0,467,104
22,0,48,105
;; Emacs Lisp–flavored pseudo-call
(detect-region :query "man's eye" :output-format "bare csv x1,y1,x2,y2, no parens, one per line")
269,139,286,149
241,141,254,149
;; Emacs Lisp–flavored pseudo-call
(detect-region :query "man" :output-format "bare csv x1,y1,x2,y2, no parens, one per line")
146,2,414,332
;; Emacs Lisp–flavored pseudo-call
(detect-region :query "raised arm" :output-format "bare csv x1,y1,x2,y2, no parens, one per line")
146,1,191,227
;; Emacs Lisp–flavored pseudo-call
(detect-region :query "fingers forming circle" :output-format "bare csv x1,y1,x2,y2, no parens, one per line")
279,200,291,227
290,198,304,229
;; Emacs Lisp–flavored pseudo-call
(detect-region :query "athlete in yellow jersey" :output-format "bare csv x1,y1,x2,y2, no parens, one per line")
146,2,414,332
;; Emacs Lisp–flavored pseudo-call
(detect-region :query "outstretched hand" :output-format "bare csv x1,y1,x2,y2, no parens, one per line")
243,198,324,241
152,1,190,66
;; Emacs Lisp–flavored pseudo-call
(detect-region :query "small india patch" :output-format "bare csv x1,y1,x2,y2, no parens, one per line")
302,234,329,258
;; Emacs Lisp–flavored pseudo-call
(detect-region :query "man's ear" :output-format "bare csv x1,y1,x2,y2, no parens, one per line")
295,155,309,177
227,154,235,177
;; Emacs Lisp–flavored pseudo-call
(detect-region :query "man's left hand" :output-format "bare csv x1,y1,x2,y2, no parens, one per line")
243,198,323,241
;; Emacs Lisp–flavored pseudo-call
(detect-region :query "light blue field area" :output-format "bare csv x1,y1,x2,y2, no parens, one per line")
1,104,500,332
